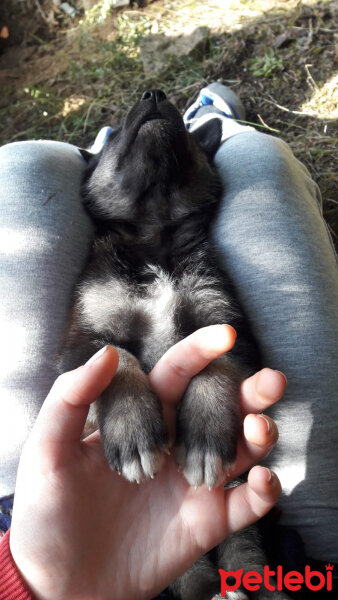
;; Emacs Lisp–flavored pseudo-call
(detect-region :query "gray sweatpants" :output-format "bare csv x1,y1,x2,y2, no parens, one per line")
0,131,337,561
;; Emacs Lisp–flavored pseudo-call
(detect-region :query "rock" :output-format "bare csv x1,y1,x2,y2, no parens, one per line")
139,26,209,75
0,53,69,95
139,35,172,75
169,26,209,58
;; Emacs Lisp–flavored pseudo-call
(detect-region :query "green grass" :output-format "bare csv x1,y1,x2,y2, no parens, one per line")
248,50,284,78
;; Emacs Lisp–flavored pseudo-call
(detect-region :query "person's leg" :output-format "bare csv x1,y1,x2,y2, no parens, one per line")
0,141,94,498
212,130,338,561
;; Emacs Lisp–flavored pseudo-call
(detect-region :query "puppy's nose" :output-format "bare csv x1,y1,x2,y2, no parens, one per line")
141,89,166,103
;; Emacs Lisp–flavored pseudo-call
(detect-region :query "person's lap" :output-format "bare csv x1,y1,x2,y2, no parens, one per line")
0,131,337,561
212,132,338,561
0,140,93,497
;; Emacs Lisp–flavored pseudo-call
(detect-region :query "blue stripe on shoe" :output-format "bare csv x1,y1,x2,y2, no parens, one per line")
200,94,213,106
183,88,239,129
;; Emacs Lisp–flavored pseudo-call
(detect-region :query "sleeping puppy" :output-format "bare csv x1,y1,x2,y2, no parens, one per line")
59,90,289,599
59,88,259,487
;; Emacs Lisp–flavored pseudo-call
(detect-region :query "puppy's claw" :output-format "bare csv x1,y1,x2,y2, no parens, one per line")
140,449,165,479
122,459,143,484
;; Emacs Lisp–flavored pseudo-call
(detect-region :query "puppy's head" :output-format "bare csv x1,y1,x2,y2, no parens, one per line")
82,90,223,224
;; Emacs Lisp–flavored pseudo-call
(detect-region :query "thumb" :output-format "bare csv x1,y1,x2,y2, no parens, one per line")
31,346,119,448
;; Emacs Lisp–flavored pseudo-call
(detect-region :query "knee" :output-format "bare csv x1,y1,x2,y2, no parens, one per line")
215,130,318,202
0,140,85,182
240,131,291,160
216,131,296,179
245,132,303,180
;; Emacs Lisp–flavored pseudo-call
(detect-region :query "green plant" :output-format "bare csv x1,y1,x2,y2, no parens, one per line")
116,13,153,48
248,49,284,77
81,0,115,26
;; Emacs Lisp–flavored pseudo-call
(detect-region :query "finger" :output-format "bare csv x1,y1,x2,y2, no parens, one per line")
31,346,119,448
240,368,287,416
149,325,236,440
243,413,278,448
227,414,279,480
224,465,281,535
149,325,237,407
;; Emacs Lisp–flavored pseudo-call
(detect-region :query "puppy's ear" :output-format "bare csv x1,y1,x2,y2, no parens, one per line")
79,148,95,162
79,150,101,183
190,118,223,160
79,125,122,163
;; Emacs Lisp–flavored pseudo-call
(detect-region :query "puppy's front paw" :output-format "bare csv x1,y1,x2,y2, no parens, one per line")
97,370,168,483
175,358,242,489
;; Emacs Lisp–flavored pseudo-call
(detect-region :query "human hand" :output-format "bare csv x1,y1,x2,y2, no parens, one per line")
10,325,285,600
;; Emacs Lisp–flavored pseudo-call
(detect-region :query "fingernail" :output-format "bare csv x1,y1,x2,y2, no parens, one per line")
263,467,275,483
258,413,271,433
222,324,237,339
275,370,287,384
85,346,109,366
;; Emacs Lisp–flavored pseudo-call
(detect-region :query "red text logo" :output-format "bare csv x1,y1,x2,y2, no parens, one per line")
218,564,333,596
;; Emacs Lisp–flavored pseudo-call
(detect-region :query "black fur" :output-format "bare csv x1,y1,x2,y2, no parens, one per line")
59,89,289,599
